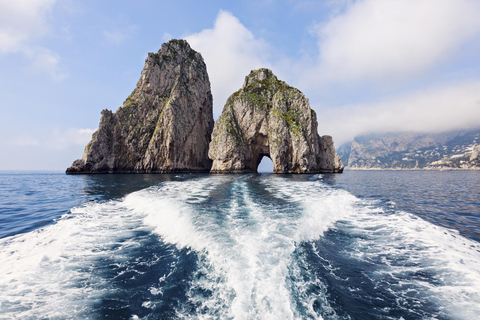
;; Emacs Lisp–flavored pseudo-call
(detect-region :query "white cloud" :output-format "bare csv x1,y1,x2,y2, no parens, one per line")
0,0,69,80
104,30,125,45
27,48,68,81
185,10,271,115
312,0,480,83
0,0,57,53
10,128,96,150
48,128,96,149
162,32,172,43
183,9,480,143
1,128,95,170
316,80,480,146
103,25,138,45
11,134,39,146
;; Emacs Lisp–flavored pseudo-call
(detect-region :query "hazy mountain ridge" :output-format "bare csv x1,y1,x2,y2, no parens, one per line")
338,129,480,170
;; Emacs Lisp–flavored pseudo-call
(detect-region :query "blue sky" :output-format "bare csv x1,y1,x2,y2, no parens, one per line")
1,0,480,170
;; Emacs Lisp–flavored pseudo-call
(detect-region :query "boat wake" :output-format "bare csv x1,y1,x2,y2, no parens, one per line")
1,175,479,319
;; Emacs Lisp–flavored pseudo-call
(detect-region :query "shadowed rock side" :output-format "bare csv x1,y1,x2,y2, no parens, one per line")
208,68,343,173
67,40,214,174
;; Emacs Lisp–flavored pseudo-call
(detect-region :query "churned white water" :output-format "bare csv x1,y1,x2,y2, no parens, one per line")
336,205,480,320
1,174,479,319
267,176,480,319
126,176,328,319
0,199,148,319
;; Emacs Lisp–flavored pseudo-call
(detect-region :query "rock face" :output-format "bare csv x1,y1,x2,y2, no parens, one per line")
67,40,214,174
208,68,343,173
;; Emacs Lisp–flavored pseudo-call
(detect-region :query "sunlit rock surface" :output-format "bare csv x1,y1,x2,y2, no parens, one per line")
67,40,213,174
208,68,343,173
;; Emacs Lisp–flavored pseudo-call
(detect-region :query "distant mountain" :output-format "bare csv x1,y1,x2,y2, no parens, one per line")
337,129,480,170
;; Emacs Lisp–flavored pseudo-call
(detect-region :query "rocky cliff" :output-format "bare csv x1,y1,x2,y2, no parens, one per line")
66,39,214,174
338,129,480,170
208,68,343,173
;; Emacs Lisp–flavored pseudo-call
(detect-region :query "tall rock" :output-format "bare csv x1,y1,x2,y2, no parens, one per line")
66,39,214,174
208,68,343,173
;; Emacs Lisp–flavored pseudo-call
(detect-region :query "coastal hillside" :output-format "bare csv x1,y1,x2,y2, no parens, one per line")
338,129,480,170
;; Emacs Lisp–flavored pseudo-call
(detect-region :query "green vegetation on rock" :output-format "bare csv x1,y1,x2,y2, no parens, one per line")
209,68,344,174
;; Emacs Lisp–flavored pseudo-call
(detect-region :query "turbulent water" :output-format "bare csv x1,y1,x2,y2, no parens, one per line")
0,171,479,319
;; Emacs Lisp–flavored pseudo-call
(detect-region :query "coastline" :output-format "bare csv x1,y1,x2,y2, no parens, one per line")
344,167,480,171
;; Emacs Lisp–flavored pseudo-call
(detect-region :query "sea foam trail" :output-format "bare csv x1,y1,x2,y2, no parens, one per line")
125,175,358,319
266,175,480,319
0,174,354,319
1,174,480,319
0,198,150,319
333,206,480,319
0,176,227,319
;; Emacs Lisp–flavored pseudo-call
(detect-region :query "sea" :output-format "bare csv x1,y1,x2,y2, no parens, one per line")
0,170,479,320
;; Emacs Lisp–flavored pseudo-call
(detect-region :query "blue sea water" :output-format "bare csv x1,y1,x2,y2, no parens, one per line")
0,170,479,319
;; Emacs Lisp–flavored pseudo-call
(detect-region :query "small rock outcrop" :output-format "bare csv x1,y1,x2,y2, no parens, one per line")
67,39,214,174
208,68,343,173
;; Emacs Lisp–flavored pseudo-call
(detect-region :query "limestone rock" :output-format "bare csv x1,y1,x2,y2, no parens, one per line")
208,68,343,173
67,39,214,174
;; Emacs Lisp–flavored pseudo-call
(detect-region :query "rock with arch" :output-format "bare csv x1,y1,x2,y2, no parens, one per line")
209,68,344,173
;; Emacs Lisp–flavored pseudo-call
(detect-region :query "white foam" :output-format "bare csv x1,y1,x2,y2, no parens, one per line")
264,175,480,319
263,175,359,242
2,174,479,319
128,176,340,319
0,175,348,319
0,198,147,319
337,204,480,319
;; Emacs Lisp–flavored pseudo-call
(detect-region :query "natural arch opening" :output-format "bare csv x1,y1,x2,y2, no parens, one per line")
257,155,273,173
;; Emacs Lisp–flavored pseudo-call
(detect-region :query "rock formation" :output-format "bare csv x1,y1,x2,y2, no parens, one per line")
66,39,214,174
208,68,343,173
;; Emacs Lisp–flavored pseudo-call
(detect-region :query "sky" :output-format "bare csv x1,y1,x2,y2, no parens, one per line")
1,0,480,170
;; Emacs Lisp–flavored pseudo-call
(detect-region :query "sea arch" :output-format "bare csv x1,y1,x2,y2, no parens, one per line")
208,68,344,173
